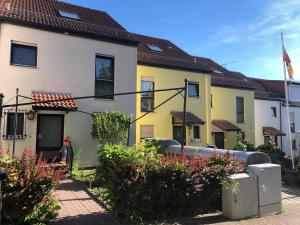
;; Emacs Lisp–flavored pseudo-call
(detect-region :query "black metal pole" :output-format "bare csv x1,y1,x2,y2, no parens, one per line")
0,94,4,141
181,79,188,152
12,88,19,157
127,121,131,147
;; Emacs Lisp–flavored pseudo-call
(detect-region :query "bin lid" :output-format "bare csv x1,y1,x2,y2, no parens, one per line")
229,173,250,180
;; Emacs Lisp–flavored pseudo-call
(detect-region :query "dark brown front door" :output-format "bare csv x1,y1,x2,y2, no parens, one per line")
36,114,64,160
215,132,224,149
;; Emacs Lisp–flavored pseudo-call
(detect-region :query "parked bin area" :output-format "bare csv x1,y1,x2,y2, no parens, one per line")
222,163,282,220
166,145,271,165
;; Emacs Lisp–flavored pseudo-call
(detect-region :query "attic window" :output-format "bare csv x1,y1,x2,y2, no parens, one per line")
58,10,80,20
147,44,163,52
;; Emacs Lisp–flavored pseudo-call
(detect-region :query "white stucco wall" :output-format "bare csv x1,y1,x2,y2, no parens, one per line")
0,23,137,167
281,106,300,157
255,99,282,147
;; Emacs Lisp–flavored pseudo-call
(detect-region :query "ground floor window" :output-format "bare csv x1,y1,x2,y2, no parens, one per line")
264,136,271,144
193,126,200,139
140,125,154,140
173,126,183,144
5,112,25,139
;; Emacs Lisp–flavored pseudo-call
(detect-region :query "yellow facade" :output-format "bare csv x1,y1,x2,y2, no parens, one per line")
211,86,255,149
136,65,211,146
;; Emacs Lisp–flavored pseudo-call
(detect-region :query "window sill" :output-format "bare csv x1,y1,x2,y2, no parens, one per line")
94,97,115,101
10,63,37,69
141,110,155,113
2,136,26,140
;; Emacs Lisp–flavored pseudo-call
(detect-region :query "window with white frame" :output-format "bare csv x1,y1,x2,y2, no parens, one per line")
236,97,244,123
188,82,199,97
11,43,37,67
95,56,114,99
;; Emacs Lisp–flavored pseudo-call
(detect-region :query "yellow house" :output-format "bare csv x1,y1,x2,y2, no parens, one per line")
133,34,212,146
194,57,255,149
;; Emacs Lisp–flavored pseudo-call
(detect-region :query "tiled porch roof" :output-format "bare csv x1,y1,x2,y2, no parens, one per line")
32,91,78,111
212,120,241,132
263,127,286,136
171,111,205,125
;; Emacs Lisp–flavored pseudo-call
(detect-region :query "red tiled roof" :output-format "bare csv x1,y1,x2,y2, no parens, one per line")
212,120,241,131
0,0,138,46
193,56,255,90
32,91,78,111
171,111,205,125
133,33,212,73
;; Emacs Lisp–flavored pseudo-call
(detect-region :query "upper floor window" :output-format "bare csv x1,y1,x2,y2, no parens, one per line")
11,43,37,67
141,79,154,112
236,97,244,123
95,56,114,99
188,82,199,97
6,112,25,139
271,107,277,117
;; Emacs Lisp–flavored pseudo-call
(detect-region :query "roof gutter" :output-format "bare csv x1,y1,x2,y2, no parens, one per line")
0,18,139,47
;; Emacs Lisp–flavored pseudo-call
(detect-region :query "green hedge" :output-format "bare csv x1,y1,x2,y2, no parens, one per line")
97,144,245,224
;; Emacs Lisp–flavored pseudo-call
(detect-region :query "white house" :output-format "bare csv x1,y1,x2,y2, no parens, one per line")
0,0,138,167
253,78,300,157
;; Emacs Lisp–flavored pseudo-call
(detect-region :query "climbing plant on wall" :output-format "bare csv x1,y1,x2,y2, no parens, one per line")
92,111,131,145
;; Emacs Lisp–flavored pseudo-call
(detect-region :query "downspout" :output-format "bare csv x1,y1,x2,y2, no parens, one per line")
280,100,283,150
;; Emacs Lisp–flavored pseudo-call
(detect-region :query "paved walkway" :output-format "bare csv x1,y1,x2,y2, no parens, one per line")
49,179,116,225
50,180,300,225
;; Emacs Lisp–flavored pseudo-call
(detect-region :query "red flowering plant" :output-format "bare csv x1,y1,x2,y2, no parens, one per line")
0,147,63,225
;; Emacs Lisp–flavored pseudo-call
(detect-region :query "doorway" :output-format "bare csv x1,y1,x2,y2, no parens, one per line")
36,114,64,160
215,132,224,149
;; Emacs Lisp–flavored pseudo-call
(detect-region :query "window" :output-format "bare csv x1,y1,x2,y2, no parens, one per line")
188,82,199,97
58,10,80,20
95,56,114,99
292,140,297,150
11,43,37,67
146,44,163,52
193,126,200,139
140,125,154,140
6,112,25,138
211,94,213,107
236,97,244,123
264,136,270,145
271,107,277,117
141,79,154,112
290,112,295,133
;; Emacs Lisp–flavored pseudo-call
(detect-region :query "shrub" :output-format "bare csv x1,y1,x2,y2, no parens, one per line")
93,111,131,145
256,142,285,164
97,144,244,224
0,148,63,225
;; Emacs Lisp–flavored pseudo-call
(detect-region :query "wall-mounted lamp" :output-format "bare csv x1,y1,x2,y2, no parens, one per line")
26,110,35,120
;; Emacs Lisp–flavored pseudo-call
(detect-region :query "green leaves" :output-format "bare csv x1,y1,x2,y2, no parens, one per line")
96,144,245,224
93,111,131,145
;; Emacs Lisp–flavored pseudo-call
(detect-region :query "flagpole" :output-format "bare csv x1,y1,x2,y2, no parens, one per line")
281,32,295,170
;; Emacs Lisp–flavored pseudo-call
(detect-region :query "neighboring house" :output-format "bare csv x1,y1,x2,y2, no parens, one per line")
0,0,138,167
134,34,212,146
253,78,300,156
193,57,256,149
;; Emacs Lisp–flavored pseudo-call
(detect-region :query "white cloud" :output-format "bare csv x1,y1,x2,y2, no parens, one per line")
215,0,300,43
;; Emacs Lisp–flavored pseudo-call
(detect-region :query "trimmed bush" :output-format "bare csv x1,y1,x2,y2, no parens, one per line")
256,142,285,164
97,144,245,224
0,148,63,225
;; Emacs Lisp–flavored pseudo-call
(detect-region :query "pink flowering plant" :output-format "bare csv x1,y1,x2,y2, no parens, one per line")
0,147,63,225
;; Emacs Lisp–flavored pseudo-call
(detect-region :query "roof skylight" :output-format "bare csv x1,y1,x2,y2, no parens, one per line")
58,10,80,20
146,44,163,52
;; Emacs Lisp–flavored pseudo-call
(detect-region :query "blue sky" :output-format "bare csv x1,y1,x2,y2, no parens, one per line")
65,0,300,81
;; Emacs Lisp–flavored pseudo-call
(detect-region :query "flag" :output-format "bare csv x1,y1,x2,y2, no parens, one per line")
283,45,294,79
